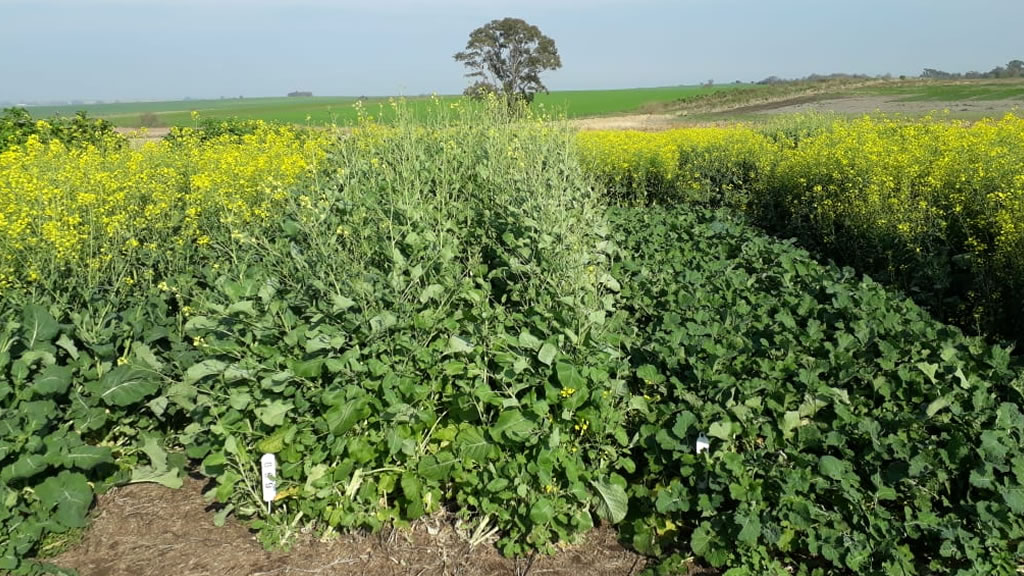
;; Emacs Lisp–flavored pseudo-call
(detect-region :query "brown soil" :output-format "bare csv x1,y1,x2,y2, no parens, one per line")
49,478,650,576
574,114,682,132
753,95,1023,117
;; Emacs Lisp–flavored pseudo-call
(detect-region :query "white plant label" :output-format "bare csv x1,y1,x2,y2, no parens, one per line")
696,433,710,455
260,453,277,503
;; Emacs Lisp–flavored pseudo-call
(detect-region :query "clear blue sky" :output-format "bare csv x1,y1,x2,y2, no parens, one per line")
1,0,1021,103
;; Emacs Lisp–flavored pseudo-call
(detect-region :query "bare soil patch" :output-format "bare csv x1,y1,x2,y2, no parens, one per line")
574,114,682,132
756,95,1023,117
49,478,650,576
115,126,170,146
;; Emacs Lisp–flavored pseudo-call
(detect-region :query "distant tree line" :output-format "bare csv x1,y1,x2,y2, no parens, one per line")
922,59,1024,79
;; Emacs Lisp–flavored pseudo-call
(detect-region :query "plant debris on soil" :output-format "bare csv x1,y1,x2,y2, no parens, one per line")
47,478,650,576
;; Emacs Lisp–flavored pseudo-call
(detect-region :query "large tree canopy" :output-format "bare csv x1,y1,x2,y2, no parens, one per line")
454,18,562,103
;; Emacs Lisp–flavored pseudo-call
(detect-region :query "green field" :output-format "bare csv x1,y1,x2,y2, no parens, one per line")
18,80,1024,129
20,85,743,128
859,80,1024,101
18,84,745,127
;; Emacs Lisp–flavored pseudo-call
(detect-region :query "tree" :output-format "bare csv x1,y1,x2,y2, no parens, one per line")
463,80,498,99
454,18,562,103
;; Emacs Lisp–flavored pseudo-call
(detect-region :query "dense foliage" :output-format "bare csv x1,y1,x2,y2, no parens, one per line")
0,122,323,292
0,108,124,153
578,114,1024,346
1,104,1023,575
611,206,1024,575
454,18,562,103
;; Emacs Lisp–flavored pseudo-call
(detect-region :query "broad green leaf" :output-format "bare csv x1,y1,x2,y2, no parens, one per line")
256,401,292,427
530,499,555,524
3,454,48,480
130,466,184,489
735,511,761,546
225,300,256,316
201,452,227,476
64,445,113,470
35,471,93,529
291,359,323,379
456,426,492,462
691,522,714,556
419,284,444,304
257,427,290,454
1003,486,1024,513
132,342,164,371
445,335,474,355
228,390,251,410
88,366,159,406
708,421,732,440
537,342,558,366
183,359,228,386
672,411,697,439
147,396,168,417
518,330,542,351
418,452,455,481
139,435,168,471
55,334,79,360
331,294,356,312
166,382,197,410
32,365,73,397
69,400,107,433
325,398,369,436
22,304,59,348
491,410,535,443
369,312,397,333
926,396,951,417
917,362,938,383
555,361,585,389
781,410,802,438
591,479,628,524
819,455,846,479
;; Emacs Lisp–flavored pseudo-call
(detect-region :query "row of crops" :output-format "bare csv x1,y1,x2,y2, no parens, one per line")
1,105,1023,575
578,114,1024,346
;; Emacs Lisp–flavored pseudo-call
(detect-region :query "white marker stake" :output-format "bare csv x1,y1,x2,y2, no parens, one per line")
696,433,710,455
261,453,277,515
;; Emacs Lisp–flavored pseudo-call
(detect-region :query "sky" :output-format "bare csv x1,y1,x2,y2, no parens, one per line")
1,0,1022,103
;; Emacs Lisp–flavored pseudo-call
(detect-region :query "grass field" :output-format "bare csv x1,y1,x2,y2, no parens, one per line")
21,85,743,127
859,81,1024,101
672,78,1024,124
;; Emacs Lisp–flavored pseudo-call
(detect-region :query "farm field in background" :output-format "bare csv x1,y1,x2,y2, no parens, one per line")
17,79,1024,132
20,84,742,128
2,101,1024,576
676,78,1024,123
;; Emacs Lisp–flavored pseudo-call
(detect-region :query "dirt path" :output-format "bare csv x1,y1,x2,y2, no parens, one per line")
574,114,682,131
49,478,650,576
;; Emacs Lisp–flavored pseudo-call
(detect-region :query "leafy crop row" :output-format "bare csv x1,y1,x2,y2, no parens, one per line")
610,206,1024,575
0,108,123,153
2,104,1023,575
578,114,1024,346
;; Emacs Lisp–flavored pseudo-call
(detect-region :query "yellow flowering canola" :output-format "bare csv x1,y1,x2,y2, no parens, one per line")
0,123,325,290
577,114,1024,277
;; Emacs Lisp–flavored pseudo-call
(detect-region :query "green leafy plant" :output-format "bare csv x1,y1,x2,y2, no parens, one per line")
0,108,124,152
609,205,1024,575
